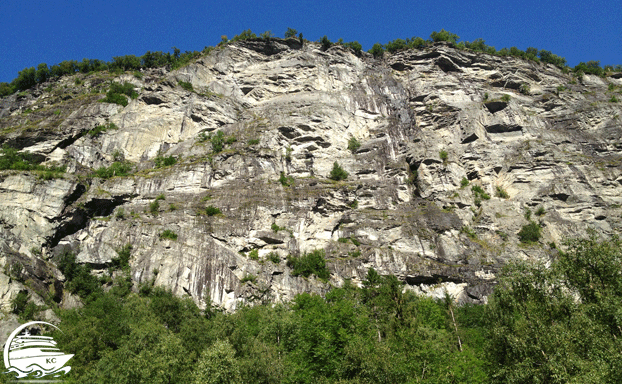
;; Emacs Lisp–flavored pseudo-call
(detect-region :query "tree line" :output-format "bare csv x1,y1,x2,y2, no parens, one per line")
3,235,621,383
369,29,621,77
2,28,620,99
0,48,204,97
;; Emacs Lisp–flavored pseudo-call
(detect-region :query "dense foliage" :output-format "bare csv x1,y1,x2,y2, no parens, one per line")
487,235,622,383
4,237,622,383
0,145,66,177
329,161,348,181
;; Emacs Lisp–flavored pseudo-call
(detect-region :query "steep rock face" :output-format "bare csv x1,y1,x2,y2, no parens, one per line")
1,39,621,311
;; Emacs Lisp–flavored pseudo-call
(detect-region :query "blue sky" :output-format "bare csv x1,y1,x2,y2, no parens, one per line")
1,0,620,83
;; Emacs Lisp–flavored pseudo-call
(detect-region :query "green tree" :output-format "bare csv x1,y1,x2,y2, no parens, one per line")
193,340,241,384
385,38,407,53
429,29,459,44
486,236,622,383
369,43,384,58
320,35,332,50
286,249,330,280
35,63,50,83
13,66,36,91
329,162,348,181
232,29,257,41
110,55,140,71
260,30,274,40
0,82,12,97
284,27,298,38
347,137,361,152
343,41,362,53
407,36,426,49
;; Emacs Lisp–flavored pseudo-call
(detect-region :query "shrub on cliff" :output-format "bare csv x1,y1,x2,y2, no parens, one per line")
385,39,407,53
518,221,541,243
329,162,348,181
287,249,330,280
231,29,257,41
320,35,332,50
284,27,298,38
343,41,362,53
100,82,138,107
93,161,132,179
369,43,384,58
430,29,459,44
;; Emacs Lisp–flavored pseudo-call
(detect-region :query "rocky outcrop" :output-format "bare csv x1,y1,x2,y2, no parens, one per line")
1,39,621,311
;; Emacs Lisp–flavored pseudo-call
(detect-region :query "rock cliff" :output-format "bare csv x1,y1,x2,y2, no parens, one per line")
1,38,621,312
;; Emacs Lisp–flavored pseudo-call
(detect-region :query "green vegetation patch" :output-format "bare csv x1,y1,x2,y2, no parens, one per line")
347,137,361,153
329,162,348,181
471,185,491,200
0,145,66,175
154,155,177,168
88,122,118,137
495,186,509,199
287,249,330,280
204,205,222,216
159,229,178,241
111,244,132,271
279,172,294,187
93,161,132,179
178,81,194,92
518,221,542,243
240,274,256,284
99,82,138,107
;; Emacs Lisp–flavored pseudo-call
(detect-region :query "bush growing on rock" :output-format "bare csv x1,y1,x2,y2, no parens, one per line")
495,186,509,199
471,185,490,200
329,162,348,181
518,221,541,243
519,83,531,95
232,29,257,41
248,249,259,261
385,39,407,53
574,60,604,77
211,131,225,153
369,43,384,58
279,171,294,187
429,29,459,44
100,82,138,107
347,137,361,153
439,150,448,162
93,161,132,179
284,27,298,38
178,81,194,92
204,205,222,216
320,35,332,50
260,30,273,40
155,155,177,168
88,122,118,137
159,230,178,241
287,249,330,280
343,41,362,53
267,252,280,264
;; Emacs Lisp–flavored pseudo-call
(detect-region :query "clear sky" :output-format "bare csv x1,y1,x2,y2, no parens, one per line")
1,0,620,83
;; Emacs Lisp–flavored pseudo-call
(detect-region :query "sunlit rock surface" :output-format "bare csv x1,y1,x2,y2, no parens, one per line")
1,38,621,311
